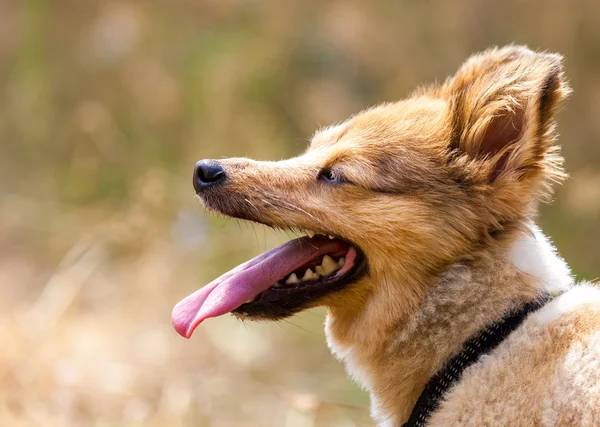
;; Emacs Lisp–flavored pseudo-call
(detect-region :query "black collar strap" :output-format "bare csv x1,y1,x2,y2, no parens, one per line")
402,293,553,427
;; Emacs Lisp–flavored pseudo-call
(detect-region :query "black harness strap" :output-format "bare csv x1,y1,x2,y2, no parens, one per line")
402,294,553,427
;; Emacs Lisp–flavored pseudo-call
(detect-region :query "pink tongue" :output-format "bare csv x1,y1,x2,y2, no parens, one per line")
172,237,348,338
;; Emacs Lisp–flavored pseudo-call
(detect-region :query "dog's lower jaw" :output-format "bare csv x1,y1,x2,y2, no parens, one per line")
324,223,574,426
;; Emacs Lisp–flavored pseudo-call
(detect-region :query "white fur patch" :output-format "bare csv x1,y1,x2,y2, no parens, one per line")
374,414,396,427
324,315,373,390
325,315,390,424
535,283,600,325
509,222,574,294
324,315,350,360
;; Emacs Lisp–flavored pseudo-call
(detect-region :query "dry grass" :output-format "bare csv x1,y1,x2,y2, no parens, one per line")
0,190,370,426
1,0,599,425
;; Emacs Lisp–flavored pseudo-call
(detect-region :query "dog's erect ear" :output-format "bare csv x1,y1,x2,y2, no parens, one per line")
446,46,571,183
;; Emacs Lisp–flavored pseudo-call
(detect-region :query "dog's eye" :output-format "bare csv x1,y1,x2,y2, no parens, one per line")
318,167,345,184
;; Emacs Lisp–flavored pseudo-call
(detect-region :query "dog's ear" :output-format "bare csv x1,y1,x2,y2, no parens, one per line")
446,46,571,184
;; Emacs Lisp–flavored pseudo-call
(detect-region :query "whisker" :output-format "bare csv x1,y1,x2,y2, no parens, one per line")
244,197,261,216
280,318,318,336
256,189,326,228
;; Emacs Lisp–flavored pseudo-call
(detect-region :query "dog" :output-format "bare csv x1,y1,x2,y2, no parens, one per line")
172,46,600,426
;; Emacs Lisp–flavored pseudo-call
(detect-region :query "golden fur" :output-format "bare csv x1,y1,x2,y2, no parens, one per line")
198,46,600,425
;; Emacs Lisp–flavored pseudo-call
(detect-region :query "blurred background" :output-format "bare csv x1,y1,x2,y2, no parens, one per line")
1,1,599,426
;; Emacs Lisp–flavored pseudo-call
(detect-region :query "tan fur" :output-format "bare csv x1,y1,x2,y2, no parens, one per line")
429,292,600,426
199,46,600,425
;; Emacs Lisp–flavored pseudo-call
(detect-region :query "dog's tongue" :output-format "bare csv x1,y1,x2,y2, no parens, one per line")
172,236,346,338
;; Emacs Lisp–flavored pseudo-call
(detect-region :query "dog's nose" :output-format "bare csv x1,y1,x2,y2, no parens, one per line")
193,160,226,192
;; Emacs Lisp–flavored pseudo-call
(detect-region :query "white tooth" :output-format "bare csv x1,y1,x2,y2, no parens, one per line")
328,235,335,239
338,257,346,268
285,273,299,285
306,231,315,238
302,268,316,281
321,255,338,275
315,266,324,275
245,298,254,303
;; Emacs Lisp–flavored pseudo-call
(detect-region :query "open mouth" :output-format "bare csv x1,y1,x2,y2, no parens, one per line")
172,233,367,338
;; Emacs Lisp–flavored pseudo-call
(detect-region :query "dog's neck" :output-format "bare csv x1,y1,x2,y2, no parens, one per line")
325,222,573,427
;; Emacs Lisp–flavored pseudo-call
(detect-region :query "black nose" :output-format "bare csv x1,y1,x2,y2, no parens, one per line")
193,160,226,192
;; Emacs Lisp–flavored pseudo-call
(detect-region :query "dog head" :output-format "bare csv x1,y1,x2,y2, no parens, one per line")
173,46,570,338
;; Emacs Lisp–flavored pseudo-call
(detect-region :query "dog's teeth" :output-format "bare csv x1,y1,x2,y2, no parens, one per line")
306,231,315,238
338,257,346,268
321,255,338,275
245,298,254,303
315,266,324,275
328,235,335,239
302,268,316,281
285,273,299,285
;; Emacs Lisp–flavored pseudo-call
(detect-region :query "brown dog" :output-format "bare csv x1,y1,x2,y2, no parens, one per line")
173,46,600,426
